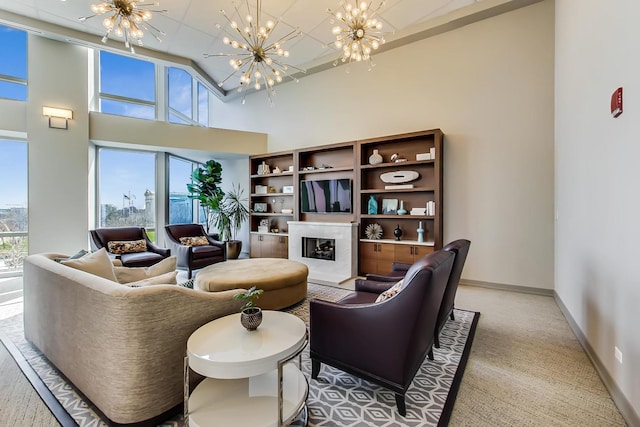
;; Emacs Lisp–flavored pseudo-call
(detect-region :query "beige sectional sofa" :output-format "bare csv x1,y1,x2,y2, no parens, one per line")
23,253,244,425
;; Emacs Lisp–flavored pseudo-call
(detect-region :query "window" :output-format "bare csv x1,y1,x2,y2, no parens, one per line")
0,140,28,273
168,155,199,225
167,67,211,126
0,25,27,101
97,148,157,239
99,51,156,120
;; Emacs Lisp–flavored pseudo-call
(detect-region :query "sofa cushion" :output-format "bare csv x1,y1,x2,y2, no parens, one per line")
60,248,118,282
113,256,177,284
125,271,178,287
179,236,209,246
107,239,147,254
375,279,404,303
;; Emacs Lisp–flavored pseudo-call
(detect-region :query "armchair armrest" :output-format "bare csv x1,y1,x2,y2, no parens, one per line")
391,262,412,272
364,273,401,282
355,279,396,294
147,241,171,257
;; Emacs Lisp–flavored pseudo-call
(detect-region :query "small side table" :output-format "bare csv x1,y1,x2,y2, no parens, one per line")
185,311,308,426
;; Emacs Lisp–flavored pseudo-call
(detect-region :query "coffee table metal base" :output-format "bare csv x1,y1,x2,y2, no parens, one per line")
189,364,307,427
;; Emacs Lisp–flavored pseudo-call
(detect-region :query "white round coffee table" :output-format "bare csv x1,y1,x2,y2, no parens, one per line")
185,311,308,427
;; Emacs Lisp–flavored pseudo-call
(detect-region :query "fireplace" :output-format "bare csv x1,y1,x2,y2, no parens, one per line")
303,237,336,261
288,221,358,285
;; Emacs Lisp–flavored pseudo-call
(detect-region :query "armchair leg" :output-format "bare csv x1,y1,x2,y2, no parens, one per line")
428,348,434,361
187,269,192,279
395,394,407,416
434,334,440,349
311,360,321,379
450,310,455,321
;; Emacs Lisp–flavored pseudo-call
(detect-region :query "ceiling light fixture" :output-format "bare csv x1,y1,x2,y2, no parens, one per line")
327,0,386,71
204,0,305,105
79,1,166,53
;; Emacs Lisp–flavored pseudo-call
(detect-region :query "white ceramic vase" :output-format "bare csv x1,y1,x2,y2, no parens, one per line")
368,149,383,165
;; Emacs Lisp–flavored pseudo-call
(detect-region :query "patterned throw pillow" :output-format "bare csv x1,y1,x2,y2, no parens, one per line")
179,236,209,246
107,239,147,254
375,279,404,303
113,256,177,284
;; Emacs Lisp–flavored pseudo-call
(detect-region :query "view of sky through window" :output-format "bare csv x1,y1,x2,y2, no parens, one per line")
0,140,28,210
0,25,27,101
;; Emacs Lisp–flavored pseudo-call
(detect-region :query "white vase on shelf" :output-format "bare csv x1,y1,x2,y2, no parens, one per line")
368,149,383,165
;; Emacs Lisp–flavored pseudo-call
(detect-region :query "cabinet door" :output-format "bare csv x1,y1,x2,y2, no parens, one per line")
393,245,416,265
359,242,379,275
412,245,433,261
271,235,288,259
376,243,395,274
250,234,263,258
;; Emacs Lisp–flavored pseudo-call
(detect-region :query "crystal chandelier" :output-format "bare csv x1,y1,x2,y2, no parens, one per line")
79,1,166,53
205,0,305,105
327,1,386,71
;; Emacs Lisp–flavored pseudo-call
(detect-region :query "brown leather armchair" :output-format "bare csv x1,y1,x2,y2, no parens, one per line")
309,250,455,416
89,227,171,267
164,224,226,279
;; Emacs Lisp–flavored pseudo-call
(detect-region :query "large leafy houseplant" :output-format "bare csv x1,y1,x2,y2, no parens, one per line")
213,183,249,259
187,160,224,234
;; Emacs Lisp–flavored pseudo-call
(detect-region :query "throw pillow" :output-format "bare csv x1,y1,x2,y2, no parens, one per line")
123,271,178,287
107,239,147,254
113,256,177,284
179,236,209,246
54,249,88,263
375,279,404,303
60,248,118,282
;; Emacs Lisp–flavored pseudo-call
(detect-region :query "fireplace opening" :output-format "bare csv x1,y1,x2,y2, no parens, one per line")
302,237,335,261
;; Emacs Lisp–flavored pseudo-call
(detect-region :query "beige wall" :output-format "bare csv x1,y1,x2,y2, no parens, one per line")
555,0,640,421
212,1,556,290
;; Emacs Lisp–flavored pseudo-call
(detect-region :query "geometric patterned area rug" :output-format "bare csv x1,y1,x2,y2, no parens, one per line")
0,282,479,427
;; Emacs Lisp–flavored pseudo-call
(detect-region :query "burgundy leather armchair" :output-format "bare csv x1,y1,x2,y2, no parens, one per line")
309,250,455,416
164,224,226,279
434,239,471,348
89,227,171,267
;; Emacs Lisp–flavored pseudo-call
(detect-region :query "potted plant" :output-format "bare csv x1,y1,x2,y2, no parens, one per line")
213,183,249,259
187,160,224,235
233,286,264,331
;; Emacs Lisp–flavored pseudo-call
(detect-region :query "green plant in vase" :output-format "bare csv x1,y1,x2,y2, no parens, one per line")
233,286,265,331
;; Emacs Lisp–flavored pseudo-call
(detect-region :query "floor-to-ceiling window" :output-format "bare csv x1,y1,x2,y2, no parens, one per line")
97,148,157,240
168,155,200,225
0,140,28,274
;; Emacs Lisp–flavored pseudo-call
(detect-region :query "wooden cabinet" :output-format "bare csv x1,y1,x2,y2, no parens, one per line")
393,244,434,265
250,233,288,259
359,241,395,275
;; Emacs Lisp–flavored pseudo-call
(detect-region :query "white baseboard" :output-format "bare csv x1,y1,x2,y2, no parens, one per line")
460,278,554,296
554,293,640,427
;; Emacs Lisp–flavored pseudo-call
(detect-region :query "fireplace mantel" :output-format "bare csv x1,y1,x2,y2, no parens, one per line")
288,221,358,286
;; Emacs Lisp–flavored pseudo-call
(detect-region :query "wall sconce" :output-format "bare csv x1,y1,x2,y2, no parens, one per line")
42,106,73,129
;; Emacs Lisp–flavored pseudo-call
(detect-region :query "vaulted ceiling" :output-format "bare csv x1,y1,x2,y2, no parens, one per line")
0,0,541,100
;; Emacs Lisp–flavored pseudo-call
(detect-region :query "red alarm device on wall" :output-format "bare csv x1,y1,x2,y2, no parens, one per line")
611,87,623,118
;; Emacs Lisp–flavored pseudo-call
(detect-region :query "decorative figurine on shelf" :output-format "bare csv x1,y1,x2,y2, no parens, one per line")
417,221,425,243
393,224,403,241
368,195,378,214
368,149,383,165
390,153,407,163
257,161,270,175
397,200,407,215
273,166,282,174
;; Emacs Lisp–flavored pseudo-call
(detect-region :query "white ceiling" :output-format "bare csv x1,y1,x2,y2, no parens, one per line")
0,0,538,100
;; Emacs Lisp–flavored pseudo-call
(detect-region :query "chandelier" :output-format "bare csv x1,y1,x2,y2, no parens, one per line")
205,0,305,105
327,1,386,71
79,1,166,53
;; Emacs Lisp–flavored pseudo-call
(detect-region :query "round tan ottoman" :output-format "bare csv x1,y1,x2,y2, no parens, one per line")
195,258,308,310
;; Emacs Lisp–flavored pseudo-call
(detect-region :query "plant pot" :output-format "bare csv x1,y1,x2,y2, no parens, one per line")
226,240,242,259
240,307,262,331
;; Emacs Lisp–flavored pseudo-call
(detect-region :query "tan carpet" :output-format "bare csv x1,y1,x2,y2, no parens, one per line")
450,284,626,426
0,339,59,426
